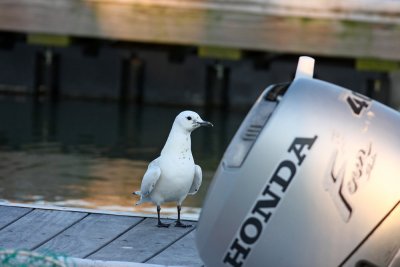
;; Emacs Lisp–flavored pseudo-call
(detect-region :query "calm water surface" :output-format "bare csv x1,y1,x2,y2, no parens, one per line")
0,96,247,216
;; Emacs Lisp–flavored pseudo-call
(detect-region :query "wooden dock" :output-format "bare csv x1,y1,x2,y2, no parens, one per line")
0,203,203,266
0,0,400,61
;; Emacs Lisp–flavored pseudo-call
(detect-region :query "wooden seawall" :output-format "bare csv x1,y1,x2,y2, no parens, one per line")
0,203,203,266
0,0,399,61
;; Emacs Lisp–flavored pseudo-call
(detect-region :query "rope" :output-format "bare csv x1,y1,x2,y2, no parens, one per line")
0,249,72,267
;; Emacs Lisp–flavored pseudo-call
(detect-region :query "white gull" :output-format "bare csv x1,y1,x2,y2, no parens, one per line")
133,110,213,227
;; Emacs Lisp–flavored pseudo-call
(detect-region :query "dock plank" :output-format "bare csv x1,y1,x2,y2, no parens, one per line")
0,206,32,229
147,230,203,266
36,214,143,258
0,209,87,250
88,218,194,263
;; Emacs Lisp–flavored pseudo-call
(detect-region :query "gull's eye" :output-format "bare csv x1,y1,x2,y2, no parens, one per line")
186,116,192,121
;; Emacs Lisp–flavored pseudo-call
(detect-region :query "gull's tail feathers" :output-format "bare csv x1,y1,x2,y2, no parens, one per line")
133,191,151,206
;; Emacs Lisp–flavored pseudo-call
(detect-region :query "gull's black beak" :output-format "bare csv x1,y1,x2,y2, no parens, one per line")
198,121,214,127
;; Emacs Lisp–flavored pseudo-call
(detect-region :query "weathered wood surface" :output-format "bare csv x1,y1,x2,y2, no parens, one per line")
36,214,143,258
148,231,203,266
0,0,399,60
0,204,202,266
0,206,32,229
0,209,87,250
88,218,195,263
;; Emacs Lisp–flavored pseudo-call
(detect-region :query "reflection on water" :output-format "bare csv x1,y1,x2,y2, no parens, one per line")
0,96,247,215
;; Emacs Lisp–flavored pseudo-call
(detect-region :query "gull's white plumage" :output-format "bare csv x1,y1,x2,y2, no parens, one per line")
134,110,211,227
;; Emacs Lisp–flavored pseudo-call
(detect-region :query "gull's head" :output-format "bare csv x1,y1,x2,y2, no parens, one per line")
175,111,213,132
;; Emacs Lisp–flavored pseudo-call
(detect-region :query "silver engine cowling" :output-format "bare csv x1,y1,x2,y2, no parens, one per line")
196,57,400,267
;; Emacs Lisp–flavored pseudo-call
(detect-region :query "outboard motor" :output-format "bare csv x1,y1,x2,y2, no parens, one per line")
196,57,400,267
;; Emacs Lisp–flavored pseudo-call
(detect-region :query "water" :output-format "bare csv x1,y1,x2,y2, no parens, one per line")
0,95,247,216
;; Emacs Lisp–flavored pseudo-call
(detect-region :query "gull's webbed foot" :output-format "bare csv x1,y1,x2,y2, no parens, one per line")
157,221,171,228
175,221,192,228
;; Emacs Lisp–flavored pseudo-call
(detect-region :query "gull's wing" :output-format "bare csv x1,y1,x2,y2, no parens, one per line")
140,158,161,196
188,165,202,195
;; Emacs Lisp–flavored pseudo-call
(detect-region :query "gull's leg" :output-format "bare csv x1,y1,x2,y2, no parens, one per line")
157,205,170,228
175,205,192,228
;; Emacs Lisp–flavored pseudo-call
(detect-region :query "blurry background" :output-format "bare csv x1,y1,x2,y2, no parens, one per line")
0,0,399,215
